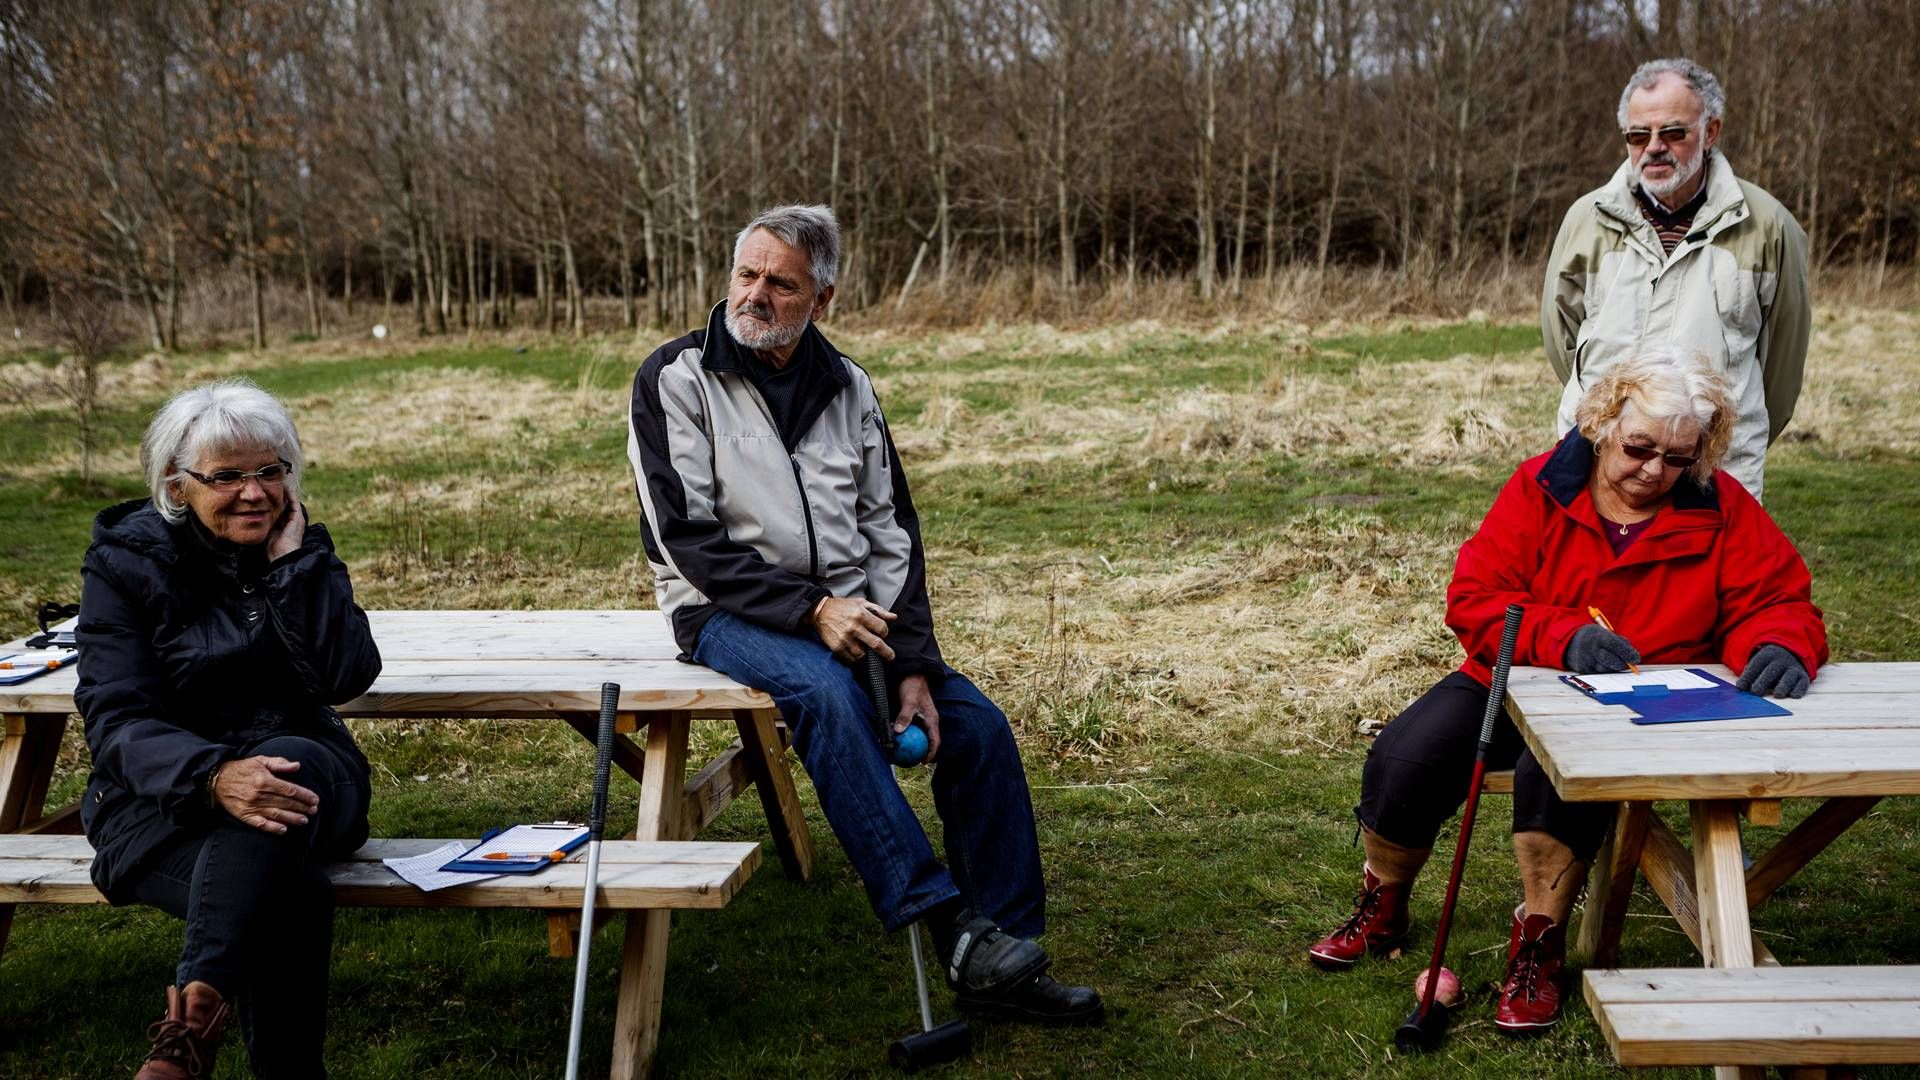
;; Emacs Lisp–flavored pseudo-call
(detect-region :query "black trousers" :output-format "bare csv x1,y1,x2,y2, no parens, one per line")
1355,672,1615,861
128,734,370,1080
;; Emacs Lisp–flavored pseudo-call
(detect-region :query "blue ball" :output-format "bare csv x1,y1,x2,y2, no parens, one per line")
891,723,931,767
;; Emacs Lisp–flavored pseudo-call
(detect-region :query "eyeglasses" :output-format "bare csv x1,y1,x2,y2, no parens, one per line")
1623,124,1696,148
1617,441,1698,469
181,460,294,490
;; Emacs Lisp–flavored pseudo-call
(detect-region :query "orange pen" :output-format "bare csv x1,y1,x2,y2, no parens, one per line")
0,657,64,670
1586,606,1640,674
481,850,567,863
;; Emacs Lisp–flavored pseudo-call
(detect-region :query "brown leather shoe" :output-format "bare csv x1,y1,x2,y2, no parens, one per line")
135,981,230,1079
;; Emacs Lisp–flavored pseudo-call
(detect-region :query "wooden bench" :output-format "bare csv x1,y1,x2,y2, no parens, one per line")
1584,966,1920,1068
0,833,760,1063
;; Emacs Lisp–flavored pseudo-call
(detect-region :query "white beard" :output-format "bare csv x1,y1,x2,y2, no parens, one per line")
725,302,807,353
1636,148,1704,202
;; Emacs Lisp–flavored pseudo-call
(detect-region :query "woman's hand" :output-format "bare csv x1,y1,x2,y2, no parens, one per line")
266,501,307,562
1737,643,1810,698
212,756,320,834
1563,624,1641,674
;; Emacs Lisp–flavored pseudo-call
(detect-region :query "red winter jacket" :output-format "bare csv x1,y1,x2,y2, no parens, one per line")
1446,433,1827,687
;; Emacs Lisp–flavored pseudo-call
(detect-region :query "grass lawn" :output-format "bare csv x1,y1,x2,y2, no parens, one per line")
2,309,1917,1077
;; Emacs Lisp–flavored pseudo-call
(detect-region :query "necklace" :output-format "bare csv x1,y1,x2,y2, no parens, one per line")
1619,521,1630,535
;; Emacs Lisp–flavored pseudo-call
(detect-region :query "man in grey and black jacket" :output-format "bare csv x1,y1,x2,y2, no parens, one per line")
628,204,1102,1025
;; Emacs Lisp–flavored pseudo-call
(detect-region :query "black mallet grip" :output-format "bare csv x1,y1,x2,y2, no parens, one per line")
589,682,619,841
1476,604,1527,748
859,651,895,752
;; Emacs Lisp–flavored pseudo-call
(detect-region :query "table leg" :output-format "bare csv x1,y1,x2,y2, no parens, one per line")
1691,799,1767,1080
1638,815,1778,967
0,713,67,959
609,711,690,1080
1576,801,1650,967
735,708,813,882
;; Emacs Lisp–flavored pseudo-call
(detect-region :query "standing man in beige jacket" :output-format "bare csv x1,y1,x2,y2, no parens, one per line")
1542,58,1810,501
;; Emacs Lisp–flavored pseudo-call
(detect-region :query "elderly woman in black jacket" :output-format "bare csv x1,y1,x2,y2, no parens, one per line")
76,378,380,1080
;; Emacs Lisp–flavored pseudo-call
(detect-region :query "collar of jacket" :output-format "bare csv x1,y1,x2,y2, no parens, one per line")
90,498,180,566
696,299,852,389
1594,149,1750,247
1536,429,1720,520
178,511,269,582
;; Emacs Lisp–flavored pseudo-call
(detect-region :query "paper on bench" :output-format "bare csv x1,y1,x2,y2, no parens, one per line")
1575,669,1716,695
383,840,501,892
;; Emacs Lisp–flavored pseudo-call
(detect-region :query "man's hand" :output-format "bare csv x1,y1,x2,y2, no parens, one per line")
811,596,897,663
267,501,307,562
212,755,320,835
895,674,942,761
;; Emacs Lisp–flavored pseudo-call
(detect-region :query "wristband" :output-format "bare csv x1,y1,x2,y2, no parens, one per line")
204,762,228,810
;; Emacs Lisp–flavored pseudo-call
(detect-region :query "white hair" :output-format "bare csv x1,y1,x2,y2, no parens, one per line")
1617,58,1726,129
1574,345,1735,484
142,378,303,522
732,204,841,294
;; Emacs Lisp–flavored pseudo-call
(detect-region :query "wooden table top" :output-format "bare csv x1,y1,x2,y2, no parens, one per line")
0,610,772,717
1505,662,1920,802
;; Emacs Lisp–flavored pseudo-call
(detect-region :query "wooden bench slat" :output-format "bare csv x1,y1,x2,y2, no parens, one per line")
1586,966,1920,1003
1584,967,1920,1066
0,838,761,911
1594,1001,1920,1066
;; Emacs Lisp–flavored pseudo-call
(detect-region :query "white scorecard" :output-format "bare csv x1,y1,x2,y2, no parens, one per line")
1573,669,1718,695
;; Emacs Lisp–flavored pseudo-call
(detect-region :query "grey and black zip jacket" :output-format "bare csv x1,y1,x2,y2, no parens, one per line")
627,302,943,677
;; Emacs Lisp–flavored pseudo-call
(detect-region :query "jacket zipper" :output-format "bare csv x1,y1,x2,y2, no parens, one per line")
790,453,820,580
738,376,823,581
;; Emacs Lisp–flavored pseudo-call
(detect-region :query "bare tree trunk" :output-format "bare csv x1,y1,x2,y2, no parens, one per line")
343,237,355,319
298,216,321,337
240,146,267,349
464,208,479,333
618,215,635,329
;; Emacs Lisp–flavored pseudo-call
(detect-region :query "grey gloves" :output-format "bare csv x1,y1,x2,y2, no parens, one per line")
1737,643,1810,699
1563,625,1642,674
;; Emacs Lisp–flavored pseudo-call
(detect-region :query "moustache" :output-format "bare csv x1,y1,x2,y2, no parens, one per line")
734,300,775,321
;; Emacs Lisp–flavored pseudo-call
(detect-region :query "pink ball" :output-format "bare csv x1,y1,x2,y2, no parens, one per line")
1413,967,1464,1008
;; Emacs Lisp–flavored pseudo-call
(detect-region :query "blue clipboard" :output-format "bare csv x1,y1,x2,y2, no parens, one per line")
440,822,590,875
1561,668,1792,725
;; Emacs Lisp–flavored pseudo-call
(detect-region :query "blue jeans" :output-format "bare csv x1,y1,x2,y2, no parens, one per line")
129,733,370,1080
694,609,1045,937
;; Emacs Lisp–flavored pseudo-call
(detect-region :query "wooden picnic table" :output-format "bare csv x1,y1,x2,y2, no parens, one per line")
0,609,815,1079
1505,661,1920,1078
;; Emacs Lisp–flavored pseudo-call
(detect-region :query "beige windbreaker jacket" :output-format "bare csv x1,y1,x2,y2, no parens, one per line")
1541,152,1810,500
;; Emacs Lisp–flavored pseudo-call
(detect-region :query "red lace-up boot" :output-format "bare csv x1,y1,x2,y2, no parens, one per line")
1307,865,1412,970
134,981,230,1079
1495,906,1568,1034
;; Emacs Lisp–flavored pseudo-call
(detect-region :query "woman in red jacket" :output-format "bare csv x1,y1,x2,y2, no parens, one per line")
1306,345,1826,1034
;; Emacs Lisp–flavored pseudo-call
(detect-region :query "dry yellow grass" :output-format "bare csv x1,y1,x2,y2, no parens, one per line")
10,303,1913,763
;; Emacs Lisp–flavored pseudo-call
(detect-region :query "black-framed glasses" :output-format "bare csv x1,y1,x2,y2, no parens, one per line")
1623,124,1696,148
1618,440,1699,469
181,460,294,490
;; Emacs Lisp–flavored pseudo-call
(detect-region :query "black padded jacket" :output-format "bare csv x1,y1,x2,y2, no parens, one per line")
74,499,381,902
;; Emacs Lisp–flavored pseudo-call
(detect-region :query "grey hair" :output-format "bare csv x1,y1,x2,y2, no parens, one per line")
1573,345,1735,485
732,204,841,294
142,378,304,522
1617,58,1727,129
